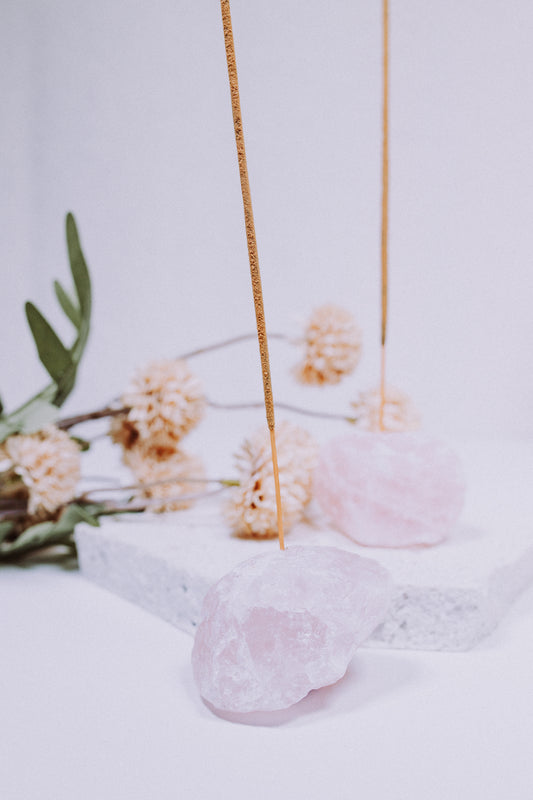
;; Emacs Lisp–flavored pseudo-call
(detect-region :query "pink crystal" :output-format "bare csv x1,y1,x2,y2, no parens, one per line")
191,545,392,712
315,432,465,548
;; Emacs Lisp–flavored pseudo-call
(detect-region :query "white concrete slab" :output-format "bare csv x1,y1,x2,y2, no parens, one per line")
76,440,533,651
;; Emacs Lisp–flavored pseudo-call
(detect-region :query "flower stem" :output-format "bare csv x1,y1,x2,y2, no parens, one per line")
178,332,288,360
207,398,357,424
0,508,26,522
99,484,230,513
57,405,126,430
77,475,239,502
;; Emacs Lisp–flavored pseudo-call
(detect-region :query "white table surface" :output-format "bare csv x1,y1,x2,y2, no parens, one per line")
1,560,532,800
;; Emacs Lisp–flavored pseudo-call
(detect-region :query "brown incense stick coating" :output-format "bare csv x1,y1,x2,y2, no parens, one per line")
221,0,274,431
220,0,285,549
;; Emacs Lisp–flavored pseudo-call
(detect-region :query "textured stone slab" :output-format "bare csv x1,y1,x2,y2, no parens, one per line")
76,440,533,651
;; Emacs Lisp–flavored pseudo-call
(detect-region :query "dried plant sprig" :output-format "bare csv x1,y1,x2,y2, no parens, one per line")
0,426,81,515
110,359,206,452
121,443,207,512
225,421,318,539
351,385,421,432
294,304,362,386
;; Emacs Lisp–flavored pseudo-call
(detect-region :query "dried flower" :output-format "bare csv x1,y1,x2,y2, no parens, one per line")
294,304,362,386
351,386,421,432
110,359,205,450
225,421,318,539
1,426,81,514
124,442,205,512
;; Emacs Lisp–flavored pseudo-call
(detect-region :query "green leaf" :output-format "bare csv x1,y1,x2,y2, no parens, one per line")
66,503,101,527
66,213,91,319
0,502,105,561
54,280,81,328
0,212,93,429
5,519,59,551
8,397,59,433
0,395,59,442
0,395,4,416
25,302,73,384
0,521,15,543
70,435,90,452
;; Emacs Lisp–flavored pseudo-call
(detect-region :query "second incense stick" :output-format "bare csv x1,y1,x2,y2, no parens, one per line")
379,0,389,431
220,0,285,550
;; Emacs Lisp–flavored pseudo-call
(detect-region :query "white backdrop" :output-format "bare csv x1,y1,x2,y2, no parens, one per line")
1,0,532,437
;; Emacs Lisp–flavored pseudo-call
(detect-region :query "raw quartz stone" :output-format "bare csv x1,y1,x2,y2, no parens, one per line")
191,545,392,712
315,432,465,548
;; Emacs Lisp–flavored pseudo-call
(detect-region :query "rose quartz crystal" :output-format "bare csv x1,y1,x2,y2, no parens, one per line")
315,432,465,547
191,545,392,712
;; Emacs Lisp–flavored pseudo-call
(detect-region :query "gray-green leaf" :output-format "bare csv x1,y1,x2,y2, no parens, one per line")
25,302,73,384
0,502,105,560
0,521,15,544
54,280,81,328
0,396,59,441
66,213,91,319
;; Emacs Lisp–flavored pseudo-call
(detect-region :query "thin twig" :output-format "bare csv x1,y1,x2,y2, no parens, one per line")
0,508,26,522
102,485,229,513
208,398,357,424
57,405,126,430
178,332,288,360
77,475,238,502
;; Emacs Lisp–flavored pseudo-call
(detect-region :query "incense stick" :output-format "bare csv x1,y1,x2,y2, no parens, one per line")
379,0,389,431
220,0,285,550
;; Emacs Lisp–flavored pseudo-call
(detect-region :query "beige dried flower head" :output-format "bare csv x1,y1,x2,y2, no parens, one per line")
351,385,421,432
124,442,205,512
2,426,81,514
225,421,318,539
111,359,206,450
295,304,362,386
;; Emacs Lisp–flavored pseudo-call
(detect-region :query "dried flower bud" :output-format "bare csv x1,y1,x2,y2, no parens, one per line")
1,426,80,514
111,359,205,450
351,386,421,432
225,421,318,539
295,304,362,386
124,442,205,512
